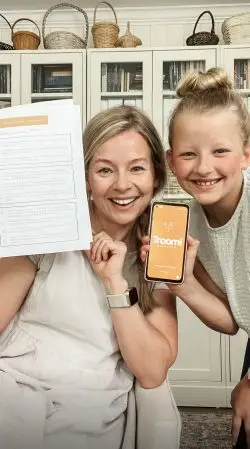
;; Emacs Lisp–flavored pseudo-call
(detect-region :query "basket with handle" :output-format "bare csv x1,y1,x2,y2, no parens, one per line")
42,2,89,49
91,1,119,48
222,13,250,44
186,10,219,46
115,21,141,48
12,18,40,49
0,13,13,50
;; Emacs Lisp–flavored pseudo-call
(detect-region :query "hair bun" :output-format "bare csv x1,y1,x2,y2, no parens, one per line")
176,67,233,98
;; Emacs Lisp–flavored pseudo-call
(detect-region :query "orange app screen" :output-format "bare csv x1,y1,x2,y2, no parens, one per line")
147,204,188,281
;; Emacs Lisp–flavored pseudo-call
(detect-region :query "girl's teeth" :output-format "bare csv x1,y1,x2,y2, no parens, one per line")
196,180,218,186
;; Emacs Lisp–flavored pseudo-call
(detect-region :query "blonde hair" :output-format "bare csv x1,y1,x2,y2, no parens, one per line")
83,105,167,313
169,67,250,149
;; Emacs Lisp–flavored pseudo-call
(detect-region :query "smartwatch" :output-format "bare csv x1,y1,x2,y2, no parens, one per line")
106,287,139,308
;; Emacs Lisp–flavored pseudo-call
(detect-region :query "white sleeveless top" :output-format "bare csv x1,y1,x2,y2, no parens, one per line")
0,251,143,449
189,170,250,336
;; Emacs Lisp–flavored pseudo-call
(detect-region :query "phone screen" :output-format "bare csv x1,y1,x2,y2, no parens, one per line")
145,202,189,283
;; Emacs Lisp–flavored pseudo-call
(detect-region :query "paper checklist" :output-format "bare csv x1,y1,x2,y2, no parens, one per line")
0,99,92,257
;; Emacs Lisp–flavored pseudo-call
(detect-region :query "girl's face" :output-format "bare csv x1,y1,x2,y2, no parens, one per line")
87,129,156,235
167,109,250,212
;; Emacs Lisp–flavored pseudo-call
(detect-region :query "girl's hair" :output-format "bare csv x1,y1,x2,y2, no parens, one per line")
169,67,250,149
83,105,167,313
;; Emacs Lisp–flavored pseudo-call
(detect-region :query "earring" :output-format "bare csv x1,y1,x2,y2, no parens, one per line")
89,193,93,201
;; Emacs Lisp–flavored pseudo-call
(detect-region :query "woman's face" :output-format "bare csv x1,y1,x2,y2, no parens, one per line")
87,129,157,233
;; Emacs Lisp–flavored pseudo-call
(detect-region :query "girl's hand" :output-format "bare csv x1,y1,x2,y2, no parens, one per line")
140,234,200,293
84,231,128,294
167,235,199,295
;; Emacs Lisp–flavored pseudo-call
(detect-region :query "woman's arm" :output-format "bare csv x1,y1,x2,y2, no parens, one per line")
85,231,177,388
0,256,37,332
110,288,177,389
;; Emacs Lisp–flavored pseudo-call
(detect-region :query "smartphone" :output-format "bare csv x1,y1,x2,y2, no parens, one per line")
145,201,189,284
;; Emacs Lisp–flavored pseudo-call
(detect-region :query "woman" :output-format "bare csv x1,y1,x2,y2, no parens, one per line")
0,105,180,449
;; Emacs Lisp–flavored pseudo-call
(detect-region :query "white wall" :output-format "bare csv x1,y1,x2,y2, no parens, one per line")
1,3,250,48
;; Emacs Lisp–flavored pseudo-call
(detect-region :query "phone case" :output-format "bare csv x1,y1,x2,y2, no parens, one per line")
145,201,189,284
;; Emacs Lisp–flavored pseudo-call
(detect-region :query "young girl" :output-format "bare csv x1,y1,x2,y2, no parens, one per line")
167,67,250,448
0,106,180,449
141,67,250,447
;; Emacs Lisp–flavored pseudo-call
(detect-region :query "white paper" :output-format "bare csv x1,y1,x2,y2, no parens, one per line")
0,99,92,257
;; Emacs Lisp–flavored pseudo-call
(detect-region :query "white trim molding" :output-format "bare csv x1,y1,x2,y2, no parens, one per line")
1,3,250,27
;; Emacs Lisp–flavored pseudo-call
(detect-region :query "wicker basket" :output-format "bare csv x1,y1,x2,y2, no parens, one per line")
91,1,119,48
42,3,89,49
186,10,219,46
115,21,141,48
0,13,13,50
222,13,250,44
12,18,40,49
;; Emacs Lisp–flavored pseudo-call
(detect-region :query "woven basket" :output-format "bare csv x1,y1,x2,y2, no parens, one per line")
222,13,250,44
91,1,119,48
12,18,40,49
0,13,13,50
186,10,219,46
115,21,141,48
42,3,89,49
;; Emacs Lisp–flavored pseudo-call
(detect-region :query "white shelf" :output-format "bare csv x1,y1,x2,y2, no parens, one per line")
163,90,176,96
0,93,11,98
101,91,142,98
31,92,72,98
163,193,192,200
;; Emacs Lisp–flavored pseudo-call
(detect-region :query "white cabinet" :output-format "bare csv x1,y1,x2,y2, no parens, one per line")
2,45,248,407
86,45,250,407
0,50,86,127
87,49,152,119
222,46,250,111
152,47,217,146
0,53,20,107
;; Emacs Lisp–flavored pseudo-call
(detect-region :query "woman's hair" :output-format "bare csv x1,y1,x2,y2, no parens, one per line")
169,67,250,149
83,105,167,313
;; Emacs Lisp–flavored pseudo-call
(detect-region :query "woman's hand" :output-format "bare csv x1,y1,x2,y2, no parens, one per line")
84,231,128,294
140,234,200,294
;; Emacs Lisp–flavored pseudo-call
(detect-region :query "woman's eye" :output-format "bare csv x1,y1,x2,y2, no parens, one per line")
181,152,195,159
97,167,112,175
130,166,145,172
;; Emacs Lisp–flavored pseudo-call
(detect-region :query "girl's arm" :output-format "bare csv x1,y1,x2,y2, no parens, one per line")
141,235,238,336
0,256,37,332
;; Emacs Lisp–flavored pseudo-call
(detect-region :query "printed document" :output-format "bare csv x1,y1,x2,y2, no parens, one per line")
0,99,92,257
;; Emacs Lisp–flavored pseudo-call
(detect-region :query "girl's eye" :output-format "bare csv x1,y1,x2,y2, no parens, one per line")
214,148,230,155
97,167,113,175
130,166,146,172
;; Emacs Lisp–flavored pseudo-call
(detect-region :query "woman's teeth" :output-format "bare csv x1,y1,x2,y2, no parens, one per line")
111,198,136,205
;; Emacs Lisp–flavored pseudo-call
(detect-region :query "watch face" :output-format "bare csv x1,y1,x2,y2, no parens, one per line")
129,287,139,306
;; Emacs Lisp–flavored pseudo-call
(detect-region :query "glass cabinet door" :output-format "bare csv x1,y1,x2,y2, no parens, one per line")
87,49,152,119
0,53,20,108
223,47,250,111
21,51,85,124
153,48,217,200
